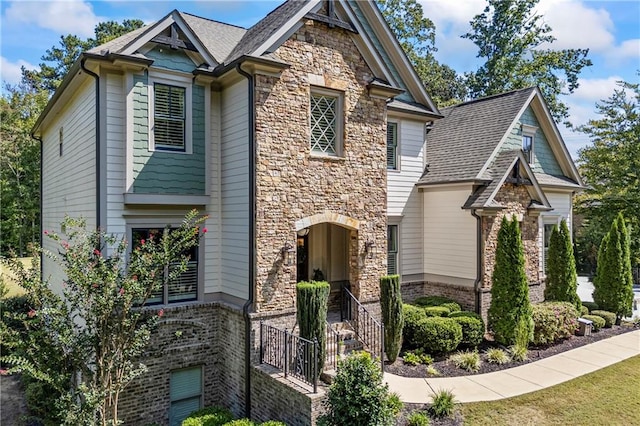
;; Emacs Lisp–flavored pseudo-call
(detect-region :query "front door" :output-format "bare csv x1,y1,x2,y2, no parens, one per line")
296,234,308,282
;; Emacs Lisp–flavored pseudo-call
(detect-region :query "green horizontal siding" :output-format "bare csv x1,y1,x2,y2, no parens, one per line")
146,46,197,73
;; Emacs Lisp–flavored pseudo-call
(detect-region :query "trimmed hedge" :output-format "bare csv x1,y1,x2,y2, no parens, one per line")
413,317,462,354
403,304,427,347
582,315,606,331
591,310,616,328
423,306,451,317
182,406,234,426
449,311,482,320
451,315,484,348
440,302,462,313
531,302,578,345
414,296,458,307
580,305,589,316
581,301,599,312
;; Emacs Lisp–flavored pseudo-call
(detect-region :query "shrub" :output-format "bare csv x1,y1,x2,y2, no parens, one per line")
441,302,462,313
593,213,634,322
581,301,599,312
403,350,432,366
430,389,456,418
449,310,481,319
224,421,255,426
485,348,511,364
544,220,581,311
403,304,427,347
509,344,528,362
296,281,330,376
413,317,462,354
380,275,404,363
414,296,457,307
407,411,430,426
426,365,440,376
423,306,450,317
591,310,616,328
580,305,589,316
449,350,481,372
387,392,404,416
488,216,533,346
319,352,400,426
261,423,286,426
582,315,606,331
451,315,484,348
182,406,234,426
531,302,579,345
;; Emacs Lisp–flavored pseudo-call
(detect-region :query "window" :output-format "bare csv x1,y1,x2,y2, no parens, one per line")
387,225,398,276
521,124,537,164
132,227,198,304
170,366,202,426
310,89,343,156
387,122,398,170
59,127,63,156
543,223,556,273
154,83,186,151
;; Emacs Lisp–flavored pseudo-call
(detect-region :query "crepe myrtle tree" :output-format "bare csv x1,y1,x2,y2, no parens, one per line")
0,210,206,426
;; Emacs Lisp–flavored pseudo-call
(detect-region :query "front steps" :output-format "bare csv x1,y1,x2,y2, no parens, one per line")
322,317,364,383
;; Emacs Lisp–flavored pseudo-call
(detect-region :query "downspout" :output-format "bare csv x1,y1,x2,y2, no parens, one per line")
80,58,101,232
237,63,256,419
471,209,482,315
33,134,43,279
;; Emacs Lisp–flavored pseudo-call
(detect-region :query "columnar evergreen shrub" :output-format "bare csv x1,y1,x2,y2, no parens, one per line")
488,216,533,346
380,275,404,363
593,213,634,322
319,352,400,426
544,220,581,310
296,281,330,375
413,317,462,354
531,302,578,345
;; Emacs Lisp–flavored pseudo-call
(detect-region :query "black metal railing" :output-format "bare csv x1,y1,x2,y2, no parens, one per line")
340,286,385,372
325,321,341,371
259,322,318,392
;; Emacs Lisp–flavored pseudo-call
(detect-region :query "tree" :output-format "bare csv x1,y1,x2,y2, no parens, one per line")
380,275,403,363
488,216,533,346
22,19,144,93
576,78,640,269
0,84,48,257
544,220,580,310
296,280,330,377
462,0,591,124
592,213,634,322
377,0,466,106
1,211,205,425
319,352,401,426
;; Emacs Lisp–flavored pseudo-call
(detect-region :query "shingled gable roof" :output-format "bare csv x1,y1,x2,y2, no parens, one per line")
463,150,551,211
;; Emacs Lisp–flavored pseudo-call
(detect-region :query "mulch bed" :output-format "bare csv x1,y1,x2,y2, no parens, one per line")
386,322,638,379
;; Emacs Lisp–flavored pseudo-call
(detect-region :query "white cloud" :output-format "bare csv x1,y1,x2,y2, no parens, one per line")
571,76,626,103
0,57,36,85
606,38,640,62
4,0,101,38
419,0,485,31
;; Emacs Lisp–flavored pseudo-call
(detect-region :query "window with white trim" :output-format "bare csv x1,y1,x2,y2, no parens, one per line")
521,124,537,164
154,83,186,151
310,88,343,156
132,227,198,304
170,366,202,426
387,121,398,170
387,225,398,276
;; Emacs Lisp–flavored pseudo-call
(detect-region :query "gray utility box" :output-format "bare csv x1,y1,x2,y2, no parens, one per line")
577,317,593,336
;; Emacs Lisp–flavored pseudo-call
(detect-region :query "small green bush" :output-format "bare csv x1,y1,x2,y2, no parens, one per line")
449,350,481,372
451,315,484,348
224,421,255,426
387,392,404,416
182,406,234,426
449,310,481,319
426,365,440,376
414,296,458,307
580,305,589,316
440,302,462,313
582,314,606,331
413,317,462,354
423,306,450,317
581,301,599,312
509,345,528,362
531,302,579,345
407,411,430,426
403,304,427,347
485,348,510,364
591,310,616,328
430,389,456,418
261,422,286,426
403,349,433,366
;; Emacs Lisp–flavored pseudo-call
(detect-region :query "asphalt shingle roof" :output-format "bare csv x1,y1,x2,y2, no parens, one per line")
419,87,536,185
179,12,247,64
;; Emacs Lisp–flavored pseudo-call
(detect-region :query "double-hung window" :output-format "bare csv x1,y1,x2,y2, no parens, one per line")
310,88,343,156
387,225,399,276
132,227,198,304
154,83,186,151
387,122,398,170
170,366,202,426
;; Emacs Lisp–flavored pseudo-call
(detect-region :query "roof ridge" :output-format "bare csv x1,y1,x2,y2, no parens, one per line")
179,11,248,30
453,86,536,109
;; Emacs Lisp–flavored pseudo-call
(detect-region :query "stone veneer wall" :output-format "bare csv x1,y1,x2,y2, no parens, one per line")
253,19,388,314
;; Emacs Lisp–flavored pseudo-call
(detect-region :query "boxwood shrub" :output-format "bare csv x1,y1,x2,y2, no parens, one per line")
413,317,462,354
414,296,457,307
403,304,427,347
451,314,484,348
580,305,589,316
531,302,578,345
582,314,606,331
423,306,451,317
440,302,462,313
581,301,599,313
182,406,234,426
591,310,616,328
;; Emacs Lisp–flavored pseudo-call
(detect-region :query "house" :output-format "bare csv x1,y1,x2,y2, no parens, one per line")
33,1,441,424
395,87,583,319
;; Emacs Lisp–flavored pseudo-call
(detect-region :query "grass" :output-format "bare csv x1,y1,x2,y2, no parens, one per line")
462,355,640,425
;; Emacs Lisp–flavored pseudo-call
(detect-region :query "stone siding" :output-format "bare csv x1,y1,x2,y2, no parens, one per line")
253,19,388,314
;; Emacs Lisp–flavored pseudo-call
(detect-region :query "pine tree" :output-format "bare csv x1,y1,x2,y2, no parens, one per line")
488,216,533,346
544,219,581,310
380,275,404,363
296,281,330,377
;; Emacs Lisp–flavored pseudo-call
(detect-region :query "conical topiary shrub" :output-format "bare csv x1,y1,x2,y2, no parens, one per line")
544,219,581,310
296,280,330,376
380,275,403,363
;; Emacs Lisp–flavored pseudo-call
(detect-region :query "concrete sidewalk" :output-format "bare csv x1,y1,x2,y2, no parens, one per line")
384,329,640,403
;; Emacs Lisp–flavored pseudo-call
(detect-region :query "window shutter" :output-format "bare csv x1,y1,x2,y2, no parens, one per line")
387,122,397,169
170,366,202,400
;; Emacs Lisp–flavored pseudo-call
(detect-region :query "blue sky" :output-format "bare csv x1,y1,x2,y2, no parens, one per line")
1,0,638,159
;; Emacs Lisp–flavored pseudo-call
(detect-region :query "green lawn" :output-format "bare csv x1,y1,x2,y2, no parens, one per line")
461,355,640,425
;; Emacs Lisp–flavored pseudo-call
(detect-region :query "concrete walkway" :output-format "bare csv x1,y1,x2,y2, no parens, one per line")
384,329,640,403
